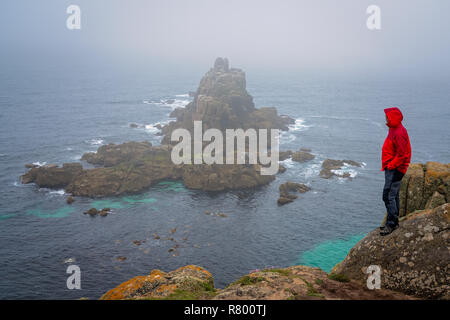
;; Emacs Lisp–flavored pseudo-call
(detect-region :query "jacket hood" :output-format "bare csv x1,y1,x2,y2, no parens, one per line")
384,107,403,128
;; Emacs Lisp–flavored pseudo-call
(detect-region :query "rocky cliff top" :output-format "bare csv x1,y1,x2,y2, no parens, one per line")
333,203,449,299
100,264,412,300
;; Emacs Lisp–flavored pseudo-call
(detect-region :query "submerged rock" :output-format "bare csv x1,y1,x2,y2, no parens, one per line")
319,159,362,179
66,196,74,204
333,203,450,299
84,208,99,216
99,208,111,217
84,207,110,217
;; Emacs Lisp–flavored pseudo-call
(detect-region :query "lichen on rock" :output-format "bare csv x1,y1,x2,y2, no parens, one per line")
333,203,450,299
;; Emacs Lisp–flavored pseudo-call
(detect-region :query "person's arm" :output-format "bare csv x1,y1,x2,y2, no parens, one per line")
387,134,408,170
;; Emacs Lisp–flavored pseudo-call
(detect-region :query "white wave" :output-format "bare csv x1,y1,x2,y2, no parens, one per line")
48,189,66,195
331,168,358,179
13,181,20,187
0,153,6,157
66,147,73,151
32,161,47,167
303,163,321,179
71,154,83,161
159,98,190,110
144,124,160,134
280,132,296,144
279,158,294,168
143,119,174,134
63,258,76,264
288,118,311,132
144,98,190,110
175,94,189,97
85,139,105,146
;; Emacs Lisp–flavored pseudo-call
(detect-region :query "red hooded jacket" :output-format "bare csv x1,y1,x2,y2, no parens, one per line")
382,107,411,174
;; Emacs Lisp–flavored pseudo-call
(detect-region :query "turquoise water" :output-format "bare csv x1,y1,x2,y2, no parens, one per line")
297,234,366,272
16,182,186,222
26,206,75,219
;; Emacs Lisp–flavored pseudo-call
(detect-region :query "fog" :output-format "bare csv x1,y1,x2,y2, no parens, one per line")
1,0,449,78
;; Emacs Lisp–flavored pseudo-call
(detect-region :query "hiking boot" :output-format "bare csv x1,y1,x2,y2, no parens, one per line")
380,225,398,236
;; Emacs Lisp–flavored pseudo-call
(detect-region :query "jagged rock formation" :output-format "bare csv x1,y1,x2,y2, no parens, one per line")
160,57,294,144
277,182,311,205
101,265,412,300
21,163,83,188
399,162,449,217
279,150,293,161
333,203,450,299
319,159,362,179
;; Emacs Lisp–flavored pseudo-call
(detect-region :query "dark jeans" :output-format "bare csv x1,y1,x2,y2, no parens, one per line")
383,169,404,228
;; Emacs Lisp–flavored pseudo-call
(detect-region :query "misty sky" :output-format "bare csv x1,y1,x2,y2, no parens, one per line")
1,0,449,77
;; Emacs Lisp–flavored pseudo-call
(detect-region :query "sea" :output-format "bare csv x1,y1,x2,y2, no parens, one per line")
0,62,449,299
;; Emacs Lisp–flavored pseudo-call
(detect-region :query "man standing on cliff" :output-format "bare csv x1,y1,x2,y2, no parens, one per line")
380,107,411,236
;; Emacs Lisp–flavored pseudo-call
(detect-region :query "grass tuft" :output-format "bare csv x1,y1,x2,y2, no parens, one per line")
328,273,350,282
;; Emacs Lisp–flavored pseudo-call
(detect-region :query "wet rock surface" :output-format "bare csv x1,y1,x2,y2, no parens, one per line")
319,159,362,179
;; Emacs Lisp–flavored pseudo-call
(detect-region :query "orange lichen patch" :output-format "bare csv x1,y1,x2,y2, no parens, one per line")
404,203,449,221
177,265,213,278
154,283,178,295
100,275,151,300
148,269,166,279
424,162,450,182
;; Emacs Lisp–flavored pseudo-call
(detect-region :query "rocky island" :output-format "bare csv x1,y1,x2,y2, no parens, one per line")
21,58,294,197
